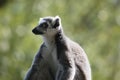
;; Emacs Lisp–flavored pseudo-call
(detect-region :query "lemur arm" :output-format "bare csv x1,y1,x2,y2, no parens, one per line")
55,32,75,80
24,44,45,80
56,54,75,80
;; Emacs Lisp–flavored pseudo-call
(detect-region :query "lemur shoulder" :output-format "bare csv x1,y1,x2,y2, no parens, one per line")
24,16,91,80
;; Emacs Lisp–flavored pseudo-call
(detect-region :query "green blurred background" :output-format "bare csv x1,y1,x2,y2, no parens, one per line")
0,0,120,80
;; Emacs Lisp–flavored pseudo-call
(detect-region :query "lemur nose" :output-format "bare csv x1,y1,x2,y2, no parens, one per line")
32,28,39,34
32,27,44,35
32,28,37,33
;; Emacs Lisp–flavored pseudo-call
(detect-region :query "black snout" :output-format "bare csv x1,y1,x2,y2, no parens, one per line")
32,27,44,35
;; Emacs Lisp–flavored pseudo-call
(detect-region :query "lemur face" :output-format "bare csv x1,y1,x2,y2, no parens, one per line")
32,16,61,36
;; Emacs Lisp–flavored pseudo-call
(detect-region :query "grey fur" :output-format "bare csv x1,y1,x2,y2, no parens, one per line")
24,16,91,80
24,44,54,80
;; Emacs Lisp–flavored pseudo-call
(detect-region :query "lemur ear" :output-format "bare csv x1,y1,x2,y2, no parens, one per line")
53,16,60,28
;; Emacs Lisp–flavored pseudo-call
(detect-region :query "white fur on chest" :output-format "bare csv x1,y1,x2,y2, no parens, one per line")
42,35,58,61
44,45,59,76
41,41,58,72
42,43,57,60
41,35,60,75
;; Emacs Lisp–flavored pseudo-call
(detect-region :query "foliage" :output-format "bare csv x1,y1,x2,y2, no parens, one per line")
0,0,120,80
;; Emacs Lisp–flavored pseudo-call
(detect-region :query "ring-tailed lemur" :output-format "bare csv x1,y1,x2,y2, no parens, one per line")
24,16,91,80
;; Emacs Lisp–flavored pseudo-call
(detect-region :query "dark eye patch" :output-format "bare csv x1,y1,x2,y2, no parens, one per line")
40,22,48,28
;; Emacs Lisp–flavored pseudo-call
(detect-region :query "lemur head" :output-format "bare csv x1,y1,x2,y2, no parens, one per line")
32,16,62,36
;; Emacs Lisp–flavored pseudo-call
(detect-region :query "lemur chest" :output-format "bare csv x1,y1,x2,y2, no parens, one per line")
42,46,57,60
48,47,59,75
48,47,58,63
42,45,59,70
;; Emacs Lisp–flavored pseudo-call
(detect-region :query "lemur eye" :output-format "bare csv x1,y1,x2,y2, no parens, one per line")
42,23,48,28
